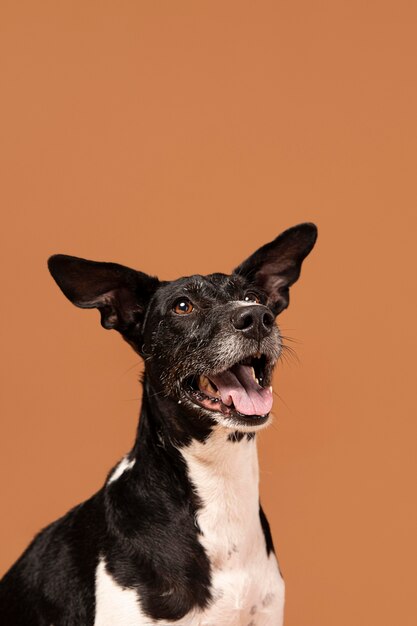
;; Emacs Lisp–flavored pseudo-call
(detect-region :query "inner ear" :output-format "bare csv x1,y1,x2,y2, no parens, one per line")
92,287,145,331
47,254,160,341
233,223,318,315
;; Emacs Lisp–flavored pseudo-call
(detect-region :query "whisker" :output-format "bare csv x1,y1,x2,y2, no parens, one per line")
269,419,280,434
280,334,302,345
121,361,142,375
279,343,300,366
272,390,293,414
147,388,170,400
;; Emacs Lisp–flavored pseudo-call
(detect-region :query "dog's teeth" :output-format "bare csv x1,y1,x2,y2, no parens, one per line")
250,367,260,385
199,375,220,397
269,386,273,392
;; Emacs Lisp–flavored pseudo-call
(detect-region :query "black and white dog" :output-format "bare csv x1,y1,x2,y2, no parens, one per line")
0,223,317,625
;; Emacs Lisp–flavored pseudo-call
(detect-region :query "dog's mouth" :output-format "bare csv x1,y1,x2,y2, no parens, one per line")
184,354,273,426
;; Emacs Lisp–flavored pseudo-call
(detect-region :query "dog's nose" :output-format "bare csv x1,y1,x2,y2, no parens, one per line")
231,305,274,340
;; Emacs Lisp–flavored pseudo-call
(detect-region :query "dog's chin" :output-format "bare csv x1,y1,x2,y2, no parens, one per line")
181,394,272,432
182,394,272,433
210,408,272,433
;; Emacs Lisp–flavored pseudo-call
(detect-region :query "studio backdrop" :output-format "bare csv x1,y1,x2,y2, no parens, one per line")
1,2,416,626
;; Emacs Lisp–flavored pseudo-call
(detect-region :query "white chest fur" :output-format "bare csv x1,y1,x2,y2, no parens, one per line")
178,428,284,626
94,429,284,626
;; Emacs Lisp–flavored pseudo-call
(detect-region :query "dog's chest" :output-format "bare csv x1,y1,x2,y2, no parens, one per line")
178,432,284,625
186,504,284,626
94,432,284,626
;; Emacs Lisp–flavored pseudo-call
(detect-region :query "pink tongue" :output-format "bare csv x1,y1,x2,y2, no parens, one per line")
209,364,273,416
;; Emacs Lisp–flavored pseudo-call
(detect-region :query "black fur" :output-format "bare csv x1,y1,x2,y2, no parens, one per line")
0,223,317,624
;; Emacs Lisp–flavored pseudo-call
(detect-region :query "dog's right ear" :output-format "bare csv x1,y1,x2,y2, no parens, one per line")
233,223,317,315
47,254,159,344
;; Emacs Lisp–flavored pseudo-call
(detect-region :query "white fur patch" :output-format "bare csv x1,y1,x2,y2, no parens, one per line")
107,456,136,485
94,558,153,626
179,428,285,625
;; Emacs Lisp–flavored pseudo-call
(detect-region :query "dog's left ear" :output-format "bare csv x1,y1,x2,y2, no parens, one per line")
47,254,160,344
233,222,318,315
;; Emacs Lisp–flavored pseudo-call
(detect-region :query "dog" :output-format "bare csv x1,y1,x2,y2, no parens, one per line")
0,222,317,625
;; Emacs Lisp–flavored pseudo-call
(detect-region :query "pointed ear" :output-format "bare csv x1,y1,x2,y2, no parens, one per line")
233,223,318,315
47,254,159,342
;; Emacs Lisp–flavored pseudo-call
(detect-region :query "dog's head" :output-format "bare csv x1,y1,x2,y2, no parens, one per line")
48,223,317,433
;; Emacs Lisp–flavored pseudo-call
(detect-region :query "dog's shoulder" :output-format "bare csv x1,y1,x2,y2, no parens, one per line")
0,491,105,625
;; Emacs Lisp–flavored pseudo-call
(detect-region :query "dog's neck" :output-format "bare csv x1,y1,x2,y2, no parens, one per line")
131,376,261,521
178,426,259,502
179,426,261,538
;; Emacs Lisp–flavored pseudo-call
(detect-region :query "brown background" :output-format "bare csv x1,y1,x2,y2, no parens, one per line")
1,1,416,625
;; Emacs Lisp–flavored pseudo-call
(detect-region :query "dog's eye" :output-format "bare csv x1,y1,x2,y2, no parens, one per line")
244,292,261,304
173,298,194,315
